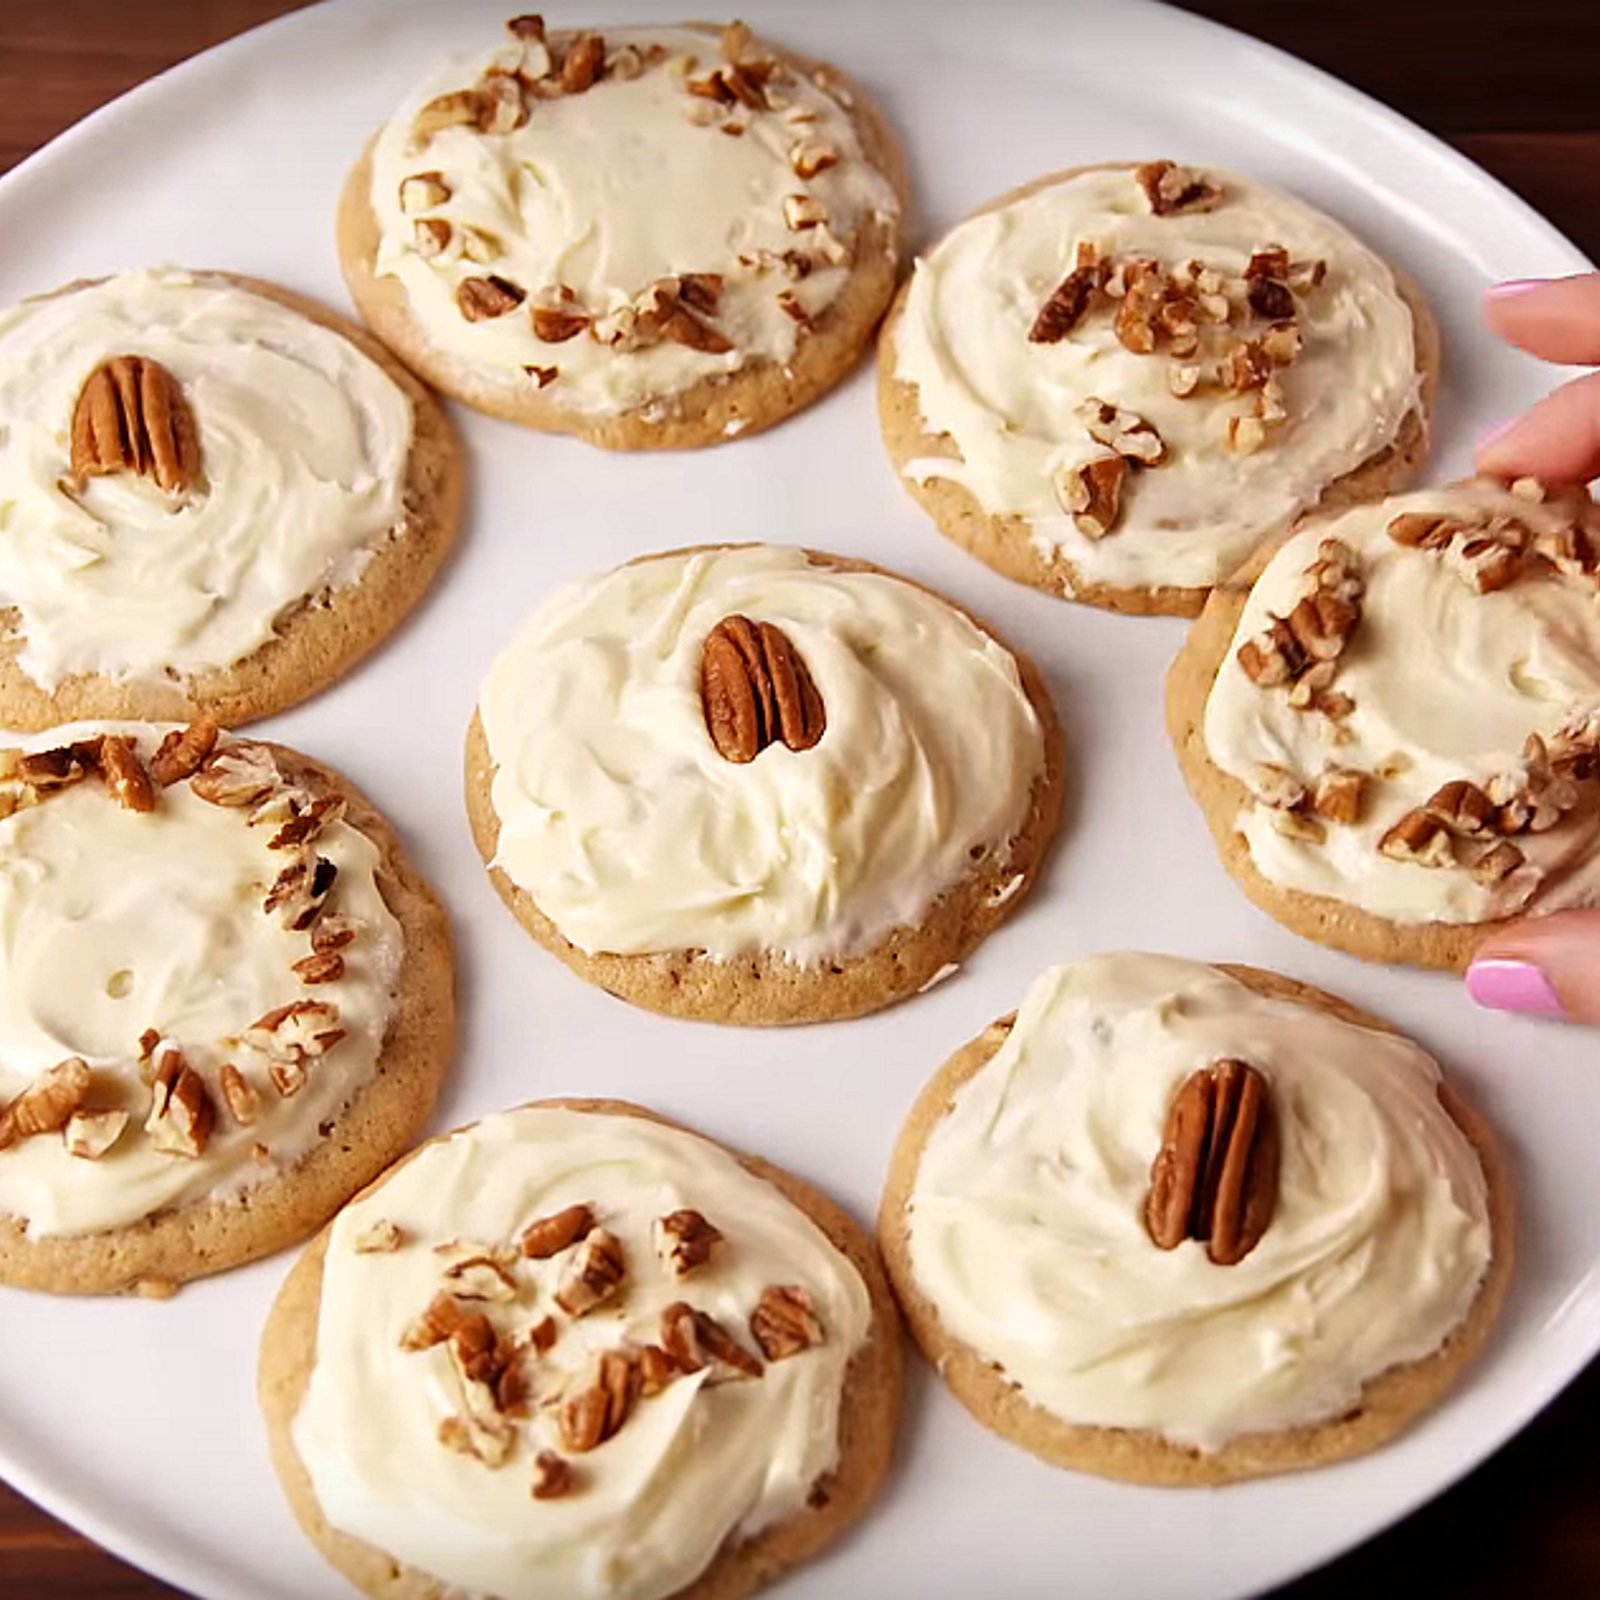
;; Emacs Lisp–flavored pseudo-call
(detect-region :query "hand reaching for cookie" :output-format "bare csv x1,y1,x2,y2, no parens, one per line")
1468,274,1600,1025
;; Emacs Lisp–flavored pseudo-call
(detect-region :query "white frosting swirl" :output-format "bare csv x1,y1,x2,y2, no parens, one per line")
0,724,403,1237
293,1105,872,1600
892,166,1422,591
904,954,1491,1451
367,24,899,414
0,269,414,689
1204,482,1600,923
478,546,1045,963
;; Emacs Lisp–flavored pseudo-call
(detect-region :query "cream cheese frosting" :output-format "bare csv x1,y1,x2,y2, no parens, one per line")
892,165,1422,591
0,268,414,689
1204,482,1600,924
904,954,1492,1452
478,545,1046,963
367,21,900,414
292,1105,872,1600
0,723,402,1236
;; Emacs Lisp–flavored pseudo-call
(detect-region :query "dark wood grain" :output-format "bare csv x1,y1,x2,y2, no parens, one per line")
1,4,1598,1599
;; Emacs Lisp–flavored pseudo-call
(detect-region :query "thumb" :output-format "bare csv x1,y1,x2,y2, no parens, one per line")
1466,911,1600,1025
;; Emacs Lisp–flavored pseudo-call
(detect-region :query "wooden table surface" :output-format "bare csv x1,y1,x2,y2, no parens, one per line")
2,2,1598,1595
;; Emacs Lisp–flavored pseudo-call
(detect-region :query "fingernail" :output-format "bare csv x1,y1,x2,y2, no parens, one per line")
1477,416,1519,455
1466,957,1566,1018
1486,278,1549,299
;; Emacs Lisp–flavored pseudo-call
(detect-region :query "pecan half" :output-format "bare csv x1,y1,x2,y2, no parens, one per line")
749,1285,824,1360
1056,455,1127,540
0,1058,92,1151
701,615,826,764
554,1227,625,1316
1134,161,1223,216
519,1202,595,1259
149,719,218,786
457,275,526,321
559,1350,638,1452
71,355,201,495
656,1209,723,1276
660,1302,764,1380
1145,1059,1279,1266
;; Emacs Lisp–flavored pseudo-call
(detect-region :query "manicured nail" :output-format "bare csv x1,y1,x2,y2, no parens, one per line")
1466,957,1566,1018
1486,278,1549,298
1476,416,1519,455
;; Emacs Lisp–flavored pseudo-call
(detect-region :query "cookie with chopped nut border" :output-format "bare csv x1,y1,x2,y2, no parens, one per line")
338,18,907,449
878,962,1513,1486
464,544,1065,1026
1168,477,1600,971
260,1097,903,1600
876,161,1438,617
0,268,461,732
0,723,453,1296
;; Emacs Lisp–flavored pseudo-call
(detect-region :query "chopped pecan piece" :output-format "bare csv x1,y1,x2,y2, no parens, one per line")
1028,265,1102,343
660,1302,764,1380
267,793,345,851
401,1291,474,1351
457,275,526,321
1145,1059,1279,1266
1473,840,1528,886
525,364,559,387
1423,780,1497,838
1253,763,1306,810
217,1064,260,1126
532,1450,576,1499
1270,808,1326,844
16,743,96,792
71,355,201,495
701,615,826,764
528,1314,559,1354
1225,414,1267,456
559,31,606,92
1379,810,1457,868
439,1411,515,1468
1312,766,1368,825
1055,455,1126,540
311,914,358,954
559,1350,639,1452
63,1108,129,1161
1078,397,1166,465
411,89,486,143
790,139,839,179
1237,616,1306,687
246,1000,345,1060
354,1219,406,1254
750,1285,824,1360
637,1343,683,1396
413,218,451,258
776,289,812,328
1221,339,1274,394
1134,161,1223,216
1285,590,1359,663
1259,320,1304,366
1,1059,93,1151
656,1209,723,1276
399,172,451,213
149,720,218,786
444,1254,519,1302
1246,273,1295,321
1463,541,1524,594
478,68,526,133
98,736,154,813
191,743,280,807
292,950,344,985
1387,511,1462,550
145,1049,215,1159
783,193,825,230
519,1202,595,1259
530,303,591,342
554,1228,626,1316
264,853,339,931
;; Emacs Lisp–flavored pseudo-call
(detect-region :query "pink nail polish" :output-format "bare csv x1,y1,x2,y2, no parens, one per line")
1466,957,1566,1018
1486,278,1548,298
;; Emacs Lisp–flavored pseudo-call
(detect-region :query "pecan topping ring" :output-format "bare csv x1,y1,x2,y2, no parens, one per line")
1145,1060,1279,1267
701,615,826,764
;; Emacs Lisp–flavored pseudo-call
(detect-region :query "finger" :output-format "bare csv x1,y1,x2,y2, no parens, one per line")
1485,274,1600,365
1475,368,1600,484
1466,910,1600,1025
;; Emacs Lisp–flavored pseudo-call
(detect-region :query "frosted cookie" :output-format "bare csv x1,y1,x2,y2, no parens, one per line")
0,267,461,730
465,545,1064,1024
879,954,1511,1485
878,161,1437,616
1169,477,1600,971
0,722,453,1295
261,1098,901,1600
339,17,905,448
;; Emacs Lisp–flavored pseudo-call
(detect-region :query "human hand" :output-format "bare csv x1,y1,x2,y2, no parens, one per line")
1466,274,1600,1023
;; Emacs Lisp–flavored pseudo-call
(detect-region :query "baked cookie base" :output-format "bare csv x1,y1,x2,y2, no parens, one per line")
877,964,1514,1486
337,27,909,452
875,162,1440,617
463,547,1066,1027
259,1097,904,1600
1166,524,1505,973
0,272,463,732
0,745,455,1297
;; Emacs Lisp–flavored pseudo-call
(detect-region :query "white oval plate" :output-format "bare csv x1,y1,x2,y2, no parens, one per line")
0,3,1591,1598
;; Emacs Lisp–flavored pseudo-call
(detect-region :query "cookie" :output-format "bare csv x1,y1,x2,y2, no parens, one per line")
878,161,1437,616
0,267,462,731
0,721,453,1295
260,1097,902,1600
1168,477,1600,971
337,17,906,449
465,543,1064,1025
879,954,1512,1486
